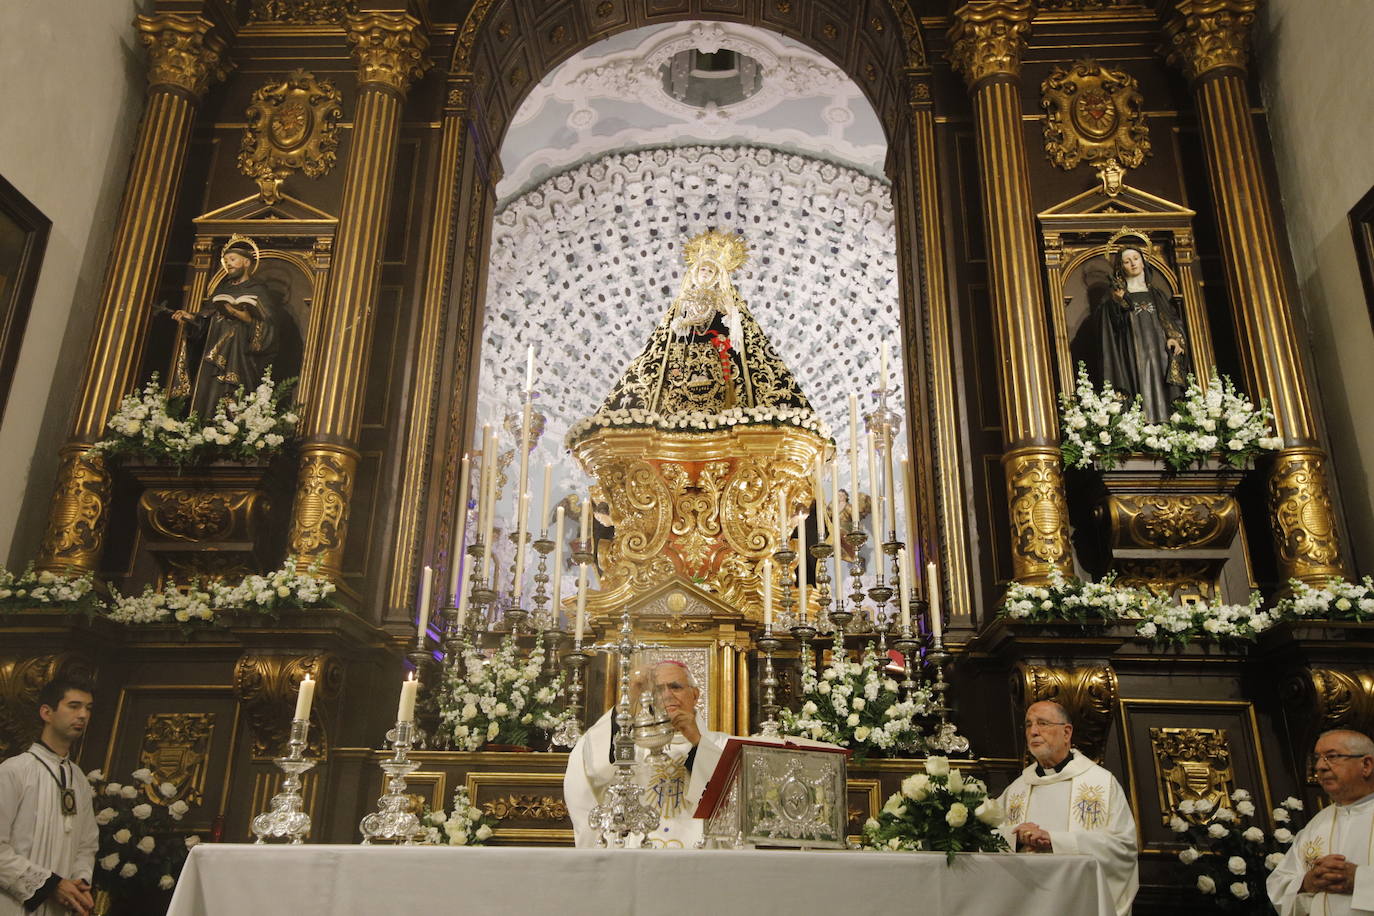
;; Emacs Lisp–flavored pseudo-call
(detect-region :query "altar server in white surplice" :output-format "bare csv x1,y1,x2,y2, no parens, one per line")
998,700,1139,916
564,660,728,848
0,677,99,916
1268,729,1374,916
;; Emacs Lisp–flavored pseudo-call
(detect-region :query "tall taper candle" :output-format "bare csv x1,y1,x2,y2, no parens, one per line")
449,454,471,598
539,463,553,533
927,562,942,639
574,562,588,644
416,565,433,635
879,341,889,390
524,344,535,393
899,457,918,567
550,506,565,618
512,491,530,600
777,490,788,543
812,465,826,540
579,492,591,543
762,557,774,629
848,395,860,530
293,674,315,721
866,432,882,557
480,424,496,581
797,514,808,621
397,673,418,724
513,399,533,598
898,548,912,632
883,431,897,536
830,461,842,591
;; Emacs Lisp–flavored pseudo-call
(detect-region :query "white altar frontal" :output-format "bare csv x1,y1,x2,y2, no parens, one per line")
168,844,1116,916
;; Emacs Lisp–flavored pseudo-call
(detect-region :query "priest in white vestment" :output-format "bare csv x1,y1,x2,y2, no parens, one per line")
565,660,728,848
997,700,1139,916
1268,729,1374,916
0,678,99,916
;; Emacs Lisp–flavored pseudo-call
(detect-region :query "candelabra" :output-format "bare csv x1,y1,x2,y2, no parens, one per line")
530,532,555,624
834,528,867,661
755,622,783,738
925,630,970,755
359,720,424,845
867,538,899,652
250,718,316,844
586,605,665,847
552,646,589,748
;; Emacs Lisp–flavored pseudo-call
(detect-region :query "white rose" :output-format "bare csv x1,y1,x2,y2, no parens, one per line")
448,831,468,846
1214,806,1235,823
86,769,105,783
132,804,153,820
925,756,949,777
1284,797,1303,811
120,863,138,878
1207,823,1228,839
1197,875,1216,894
901,774,931,802
1236,800,1255,817
1265,852,1285,871
1177,799,1197,815
160,782,178,798
947,769,964,793
945,802,969,828
475,824,493,841
846,713,860,727
1232,789,1250,801
95,808,117,826
1169,816,1188,834
120,785,138,800
1228,855,1246,875
1242,826,1264,843
159,874,176,890
131,767,154,784
113,828,132,844
974,799,1003,827
853,726,871,742
818,682,831,694
1274,828,1294,844
169,800,190,819
1229,882,1250,900
100,853,121,871
1179,847,1200,864
185,835,201,849
1272,807,1290,823
137,836,156,854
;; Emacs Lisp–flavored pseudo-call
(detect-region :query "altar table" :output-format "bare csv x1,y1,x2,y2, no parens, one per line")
168,844,1116,916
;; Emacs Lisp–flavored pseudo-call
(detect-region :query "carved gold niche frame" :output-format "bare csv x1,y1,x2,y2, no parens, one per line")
237,70,343,203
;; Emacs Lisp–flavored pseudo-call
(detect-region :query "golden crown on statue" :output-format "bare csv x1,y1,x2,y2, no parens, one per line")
684,230,749,274
1104,226,1152,259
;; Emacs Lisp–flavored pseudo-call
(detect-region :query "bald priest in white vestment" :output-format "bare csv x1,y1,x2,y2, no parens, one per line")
998,700,1139,916
0,678,99,916
564,660,728,848
1268,729,1374,916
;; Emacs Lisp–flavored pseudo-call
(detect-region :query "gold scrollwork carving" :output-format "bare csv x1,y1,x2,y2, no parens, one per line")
1285,668,1374,743
1004,448,1072,581
1112,559,1218,602
237,70,343,202
480,794,569,822
0,654,97,759
947,0,1034,86
345,13,431,94
1018,664,1118,763
37,447,111,574
249,0,357,24
1108,494,1238,551
233,653,342,759
288,447,354,565
139,713,215,807
1150,727,1236,826
1163,0,1257,83
664,461,730,579
136,14,232,98
1269,449,1344,583
1041,58,1150,172
142,489,262,543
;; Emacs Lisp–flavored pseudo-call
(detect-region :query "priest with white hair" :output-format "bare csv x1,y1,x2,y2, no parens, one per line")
564,659,729,848
1268,728,1374,916
997,700,1139,916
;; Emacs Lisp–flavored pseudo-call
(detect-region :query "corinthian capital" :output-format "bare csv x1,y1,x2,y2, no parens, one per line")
1163,0,1257,82
136,14,232,98
346,12,431,94
947,0,1035,88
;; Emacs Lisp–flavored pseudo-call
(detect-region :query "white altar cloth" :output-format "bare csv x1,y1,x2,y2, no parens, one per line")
168,844,1116,916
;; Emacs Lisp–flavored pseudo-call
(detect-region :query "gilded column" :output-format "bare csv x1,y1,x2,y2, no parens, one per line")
287,13,429,578
37,14,230,574
948,1,1073,584
384,76,469,614
1164,0,1346,584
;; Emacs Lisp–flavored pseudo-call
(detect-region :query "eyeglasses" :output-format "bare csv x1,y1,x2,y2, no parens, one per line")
1024,720,1069,730
1310,752,1370,768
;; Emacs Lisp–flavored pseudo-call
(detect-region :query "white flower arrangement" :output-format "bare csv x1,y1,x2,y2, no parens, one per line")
565,403,831,449
92,369,298,466
1274,576,1374,623
436,634,573,751
1059,364,1280,472
421,785,499,846
779,642,932,758
0,566,99,612
861,756,1007,861
107,557,336,626
1130,593,1273,647
88,767,200,900
1172,789,1304,911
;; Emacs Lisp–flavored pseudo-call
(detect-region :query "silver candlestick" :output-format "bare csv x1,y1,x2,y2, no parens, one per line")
835,528,867,661
925,631,970,755
359,719,424,845
755,624,783,738
552,645,589,748
251,717,316,844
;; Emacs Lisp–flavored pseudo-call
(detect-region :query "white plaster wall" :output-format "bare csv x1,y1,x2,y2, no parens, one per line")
0,1,151,564
1257,0,1374,573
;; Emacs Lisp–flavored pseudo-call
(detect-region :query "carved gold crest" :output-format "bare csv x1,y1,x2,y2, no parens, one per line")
237,69,343,202
1041,58,1150,172
1150,726,1236,826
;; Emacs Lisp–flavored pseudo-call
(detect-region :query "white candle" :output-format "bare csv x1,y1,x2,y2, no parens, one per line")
830,461,842,591
848,395,860,530
579,492,592,543
883,433,897,537
797,514,807,622
575,562,588,644
293,675,315,721
898,548,912,632
900,457,918,559
524,344,535,393
762,558,773,630
449,454,471,598
397,673,418,724
550,505,565,618
513,400,533,597
880,341,889,390
812,465,826,540
867,432,882,556
777,489,788,543
416,564,433,635
927,561,942,639
539,463,553,533
512,490,530,600
480,424,496,581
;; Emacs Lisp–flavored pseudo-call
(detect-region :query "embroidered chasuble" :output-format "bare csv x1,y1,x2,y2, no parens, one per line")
1268,792,1374,916
0,744,99,916
564,710,727,849
998,749,1139,916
